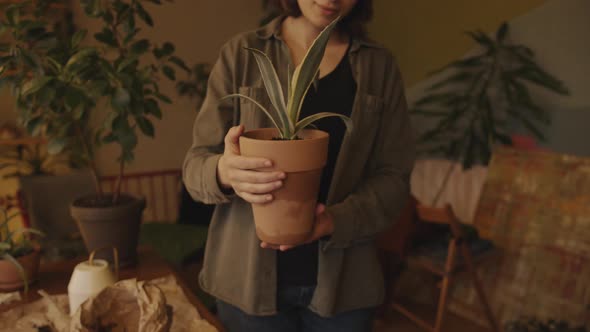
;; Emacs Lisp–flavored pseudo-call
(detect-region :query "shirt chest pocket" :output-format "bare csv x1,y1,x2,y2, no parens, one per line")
347,92,386,150
237,86,273,131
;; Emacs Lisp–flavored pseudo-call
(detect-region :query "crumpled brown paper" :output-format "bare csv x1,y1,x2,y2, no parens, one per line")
70,278,170,332
0,275,217,332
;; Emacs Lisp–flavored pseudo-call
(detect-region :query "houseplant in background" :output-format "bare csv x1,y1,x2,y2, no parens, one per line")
0,0,192,266
0,205,44,294
412,22,569,206
222,17,352,245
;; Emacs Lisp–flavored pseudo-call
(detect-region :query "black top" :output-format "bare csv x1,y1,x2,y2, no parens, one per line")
277,47,356,288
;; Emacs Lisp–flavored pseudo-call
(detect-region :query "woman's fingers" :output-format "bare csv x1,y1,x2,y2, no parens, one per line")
237,191,274,204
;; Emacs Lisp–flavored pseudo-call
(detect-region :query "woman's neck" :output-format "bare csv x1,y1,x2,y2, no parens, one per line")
282,16,348,50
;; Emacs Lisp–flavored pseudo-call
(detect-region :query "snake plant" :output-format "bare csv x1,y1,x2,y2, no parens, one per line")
222,17,352,139
1,207,44,294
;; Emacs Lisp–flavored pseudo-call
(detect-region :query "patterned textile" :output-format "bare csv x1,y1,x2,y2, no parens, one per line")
449,147,590,327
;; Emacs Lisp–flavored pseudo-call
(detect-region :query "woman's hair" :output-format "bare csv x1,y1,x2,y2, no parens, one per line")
270,0,373,38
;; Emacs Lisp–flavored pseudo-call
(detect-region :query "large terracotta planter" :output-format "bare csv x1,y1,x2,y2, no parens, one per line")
239,128,329,245
71,194,146,267
0,249,41,291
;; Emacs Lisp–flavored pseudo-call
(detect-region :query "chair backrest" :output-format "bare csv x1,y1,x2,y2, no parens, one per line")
452,147,590,325
99,169,182,223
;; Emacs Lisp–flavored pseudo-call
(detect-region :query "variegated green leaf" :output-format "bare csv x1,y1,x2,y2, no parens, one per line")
294,112,353,139
287,17,340,125
220,93,285,137
244,47,291,134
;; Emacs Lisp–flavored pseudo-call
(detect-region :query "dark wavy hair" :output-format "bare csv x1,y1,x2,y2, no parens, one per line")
269,0,373,38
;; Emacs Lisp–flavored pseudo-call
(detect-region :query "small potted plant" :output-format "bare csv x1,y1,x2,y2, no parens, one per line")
0,0,191,266
0,206,44,293
222,17,351,245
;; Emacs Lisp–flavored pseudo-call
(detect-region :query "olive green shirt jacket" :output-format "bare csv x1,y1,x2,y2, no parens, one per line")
183,17,415,317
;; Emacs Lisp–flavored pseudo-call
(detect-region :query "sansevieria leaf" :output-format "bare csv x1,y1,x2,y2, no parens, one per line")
221,93,283,136
245,47,292,135
288,17,340,126
295,112,353,139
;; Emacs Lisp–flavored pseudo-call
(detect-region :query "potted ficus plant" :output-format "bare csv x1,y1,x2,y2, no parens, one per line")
0,206,44,294
222,17,352,245
0,0,191,265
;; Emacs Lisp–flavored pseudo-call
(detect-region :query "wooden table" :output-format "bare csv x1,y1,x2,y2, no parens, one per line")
0,246,224,332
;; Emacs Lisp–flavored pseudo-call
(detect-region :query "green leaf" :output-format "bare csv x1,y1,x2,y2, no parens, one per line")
47,137,67,154
154,92,172,104
6,5,21,26
245,47,290,134
94,28,117,47
496,22,509,42
64,48,96,71
71,29,87,48
65,88,86,110
136,116,154,137
117,55,138,72
427,71,475,91
26,116,43,136
168,56,190,72
162,65,176,80
288,17,340,126
135,2,153,26
295,112,352,138
131,39,150,54
221,93,282,135
145,98,162,119
22,76,53,96
153,42,175,59
465,30,495,50
113,87,131,108
83,0,104,17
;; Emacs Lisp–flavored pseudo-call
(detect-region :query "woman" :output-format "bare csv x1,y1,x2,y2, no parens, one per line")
183,0,414,331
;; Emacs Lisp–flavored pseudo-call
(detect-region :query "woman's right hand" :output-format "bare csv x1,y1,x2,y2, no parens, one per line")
217,125,285,204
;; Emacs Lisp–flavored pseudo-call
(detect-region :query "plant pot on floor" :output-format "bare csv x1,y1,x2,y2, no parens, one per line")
239,128,328,245
0,248,41,291
70,194,146,267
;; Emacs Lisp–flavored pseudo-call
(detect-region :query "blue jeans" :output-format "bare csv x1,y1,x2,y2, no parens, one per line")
216,286,375,332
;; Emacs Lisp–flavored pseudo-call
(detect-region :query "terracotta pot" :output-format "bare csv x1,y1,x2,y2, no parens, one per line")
239,128,329,245
71,194,146,267
0,249,41,291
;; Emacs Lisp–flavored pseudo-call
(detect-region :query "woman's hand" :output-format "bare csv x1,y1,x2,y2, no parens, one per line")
217,125,285,204
260,204,335,251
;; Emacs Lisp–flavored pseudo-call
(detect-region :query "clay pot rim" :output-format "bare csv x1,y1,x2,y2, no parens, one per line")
240,128,328,143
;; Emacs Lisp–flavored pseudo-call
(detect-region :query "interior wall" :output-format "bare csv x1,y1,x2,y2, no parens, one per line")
368,0,547,87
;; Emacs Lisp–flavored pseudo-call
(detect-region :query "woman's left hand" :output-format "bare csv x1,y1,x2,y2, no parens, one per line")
260,204,334,251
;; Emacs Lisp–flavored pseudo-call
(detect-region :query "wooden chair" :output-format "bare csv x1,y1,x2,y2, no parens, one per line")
390,203,500,332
